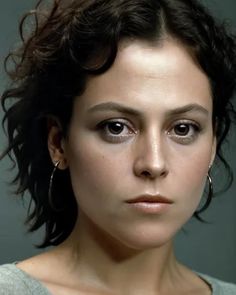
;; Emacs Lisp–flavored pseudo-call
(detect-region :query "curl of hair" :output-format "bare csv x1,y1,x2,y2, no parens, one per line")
1,0,236,247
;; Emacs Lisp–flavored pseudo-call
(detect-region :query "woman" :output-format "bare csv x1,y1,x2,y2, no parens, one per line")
0,0,236,294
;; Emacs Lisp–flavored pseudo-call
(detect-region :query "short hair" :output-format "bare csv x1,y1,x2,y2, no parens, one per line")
1,0,236,247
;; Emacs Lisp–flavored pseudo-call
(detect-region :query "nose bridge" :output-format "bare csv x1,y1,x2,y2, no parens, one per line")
144,128,166,164
133,126,168,179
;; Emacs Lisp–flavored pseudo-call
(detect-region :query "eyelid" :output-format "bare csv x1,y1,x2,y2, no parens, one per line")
96,118,137,143
97,118,135,131
96,117,203,144
167,120,202,144
167,119,201,131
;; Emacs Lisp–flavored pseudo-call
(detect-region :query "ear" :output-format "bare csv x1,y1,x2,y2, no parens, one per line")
209,135,217,169
47,117,68,170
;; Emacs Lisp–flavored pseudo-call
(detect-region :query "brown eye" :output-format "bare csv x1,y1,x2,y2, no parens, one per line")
107,122,124,134
96,119,135,143
174,124,190,136
168,121,201,145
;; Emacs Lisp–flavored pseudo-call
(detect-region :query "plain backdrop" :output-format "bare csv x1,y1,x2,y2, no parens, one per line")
0,0,236,283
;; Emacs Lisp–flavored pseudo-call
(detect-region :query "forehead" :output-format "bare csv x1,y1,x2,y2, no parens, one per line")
75,38,212,113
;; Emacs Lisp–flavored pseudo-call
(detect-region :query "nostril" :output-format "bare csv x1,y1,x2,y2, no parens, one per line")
140,168,168,179
160,170,168,177
141,170,152,177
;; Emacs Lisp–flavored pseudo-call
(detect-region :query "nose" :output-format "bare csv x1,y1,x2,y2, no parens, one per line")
133,131,168,180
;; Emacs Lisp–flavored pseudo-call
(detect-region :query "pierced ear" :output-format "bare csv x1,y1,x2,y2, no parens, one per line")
47,117,68,170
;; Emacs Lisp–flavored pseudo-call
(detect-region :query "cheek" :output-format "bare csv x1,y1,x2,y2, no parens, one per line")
172,143,213,213
67,140,125,203
182,157,208,188
185,150,211,185
174,136,213,181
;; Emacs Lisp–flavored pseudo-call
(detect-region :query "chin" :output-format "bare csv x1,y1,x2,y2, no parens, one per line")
109,226,176,252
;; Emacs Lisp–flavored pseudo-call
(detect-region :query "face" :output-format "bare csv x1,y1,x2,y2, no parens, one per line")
60,39,216,250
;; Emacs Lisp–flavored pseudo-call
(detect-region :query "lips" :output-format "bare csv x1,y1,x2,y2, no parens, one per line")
125,194,173,214
126,195,173,204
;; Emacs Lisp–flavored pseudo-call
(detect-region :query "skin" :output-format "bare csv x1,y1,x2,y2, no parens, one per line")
17,38,216,295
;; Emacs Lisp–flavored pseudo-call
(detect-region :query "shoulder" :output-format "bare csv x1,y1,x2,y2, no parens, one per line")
0,264,30,294
0,264,51,295
198,272,236,295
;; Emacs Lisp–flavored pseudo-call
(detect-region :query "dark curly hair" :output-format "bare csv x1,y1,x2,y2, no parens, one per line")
1,0,236,248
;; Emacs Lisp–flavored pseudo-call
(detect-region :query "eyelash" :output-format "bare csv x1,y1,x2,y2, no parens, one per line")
96,119,202,144
96,119,135,143
167,121,202,144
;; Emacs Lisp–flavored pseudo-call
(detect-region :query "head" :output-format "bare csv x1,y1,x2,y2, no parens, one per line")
1,0,236,248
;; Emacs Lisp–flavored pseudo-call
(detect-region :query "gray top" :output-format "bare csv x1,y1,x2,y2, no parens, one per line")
0,264,236,294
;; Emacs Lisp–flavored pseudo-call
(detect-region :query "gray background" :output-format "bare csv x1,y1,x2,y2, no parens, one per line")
0,0,235,283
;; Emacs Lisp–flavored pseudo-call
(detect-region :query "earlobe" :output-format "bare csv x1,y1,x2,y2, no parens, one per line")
47,121,68,170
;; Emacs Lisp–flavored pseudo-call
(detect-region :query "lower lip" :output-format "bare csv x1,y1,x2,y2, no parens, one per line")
126,202,172,214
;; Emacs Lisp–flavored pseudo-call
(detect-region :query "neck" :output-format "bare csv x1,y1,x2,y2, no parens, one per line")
55,214,184,294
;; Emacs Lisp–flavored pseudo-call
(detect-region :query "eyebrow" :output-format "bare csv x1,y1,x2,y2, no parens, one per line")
88,102,141,116
166,103,209,117
87,102,209,117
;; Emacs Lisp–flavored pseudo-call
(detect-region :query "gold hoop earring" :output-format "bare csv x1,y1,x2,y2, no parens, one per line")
48,161,60,210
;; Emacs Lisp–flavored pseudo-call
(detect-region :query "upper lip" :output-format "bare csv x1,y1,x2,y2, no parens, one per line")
126,195,173,204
